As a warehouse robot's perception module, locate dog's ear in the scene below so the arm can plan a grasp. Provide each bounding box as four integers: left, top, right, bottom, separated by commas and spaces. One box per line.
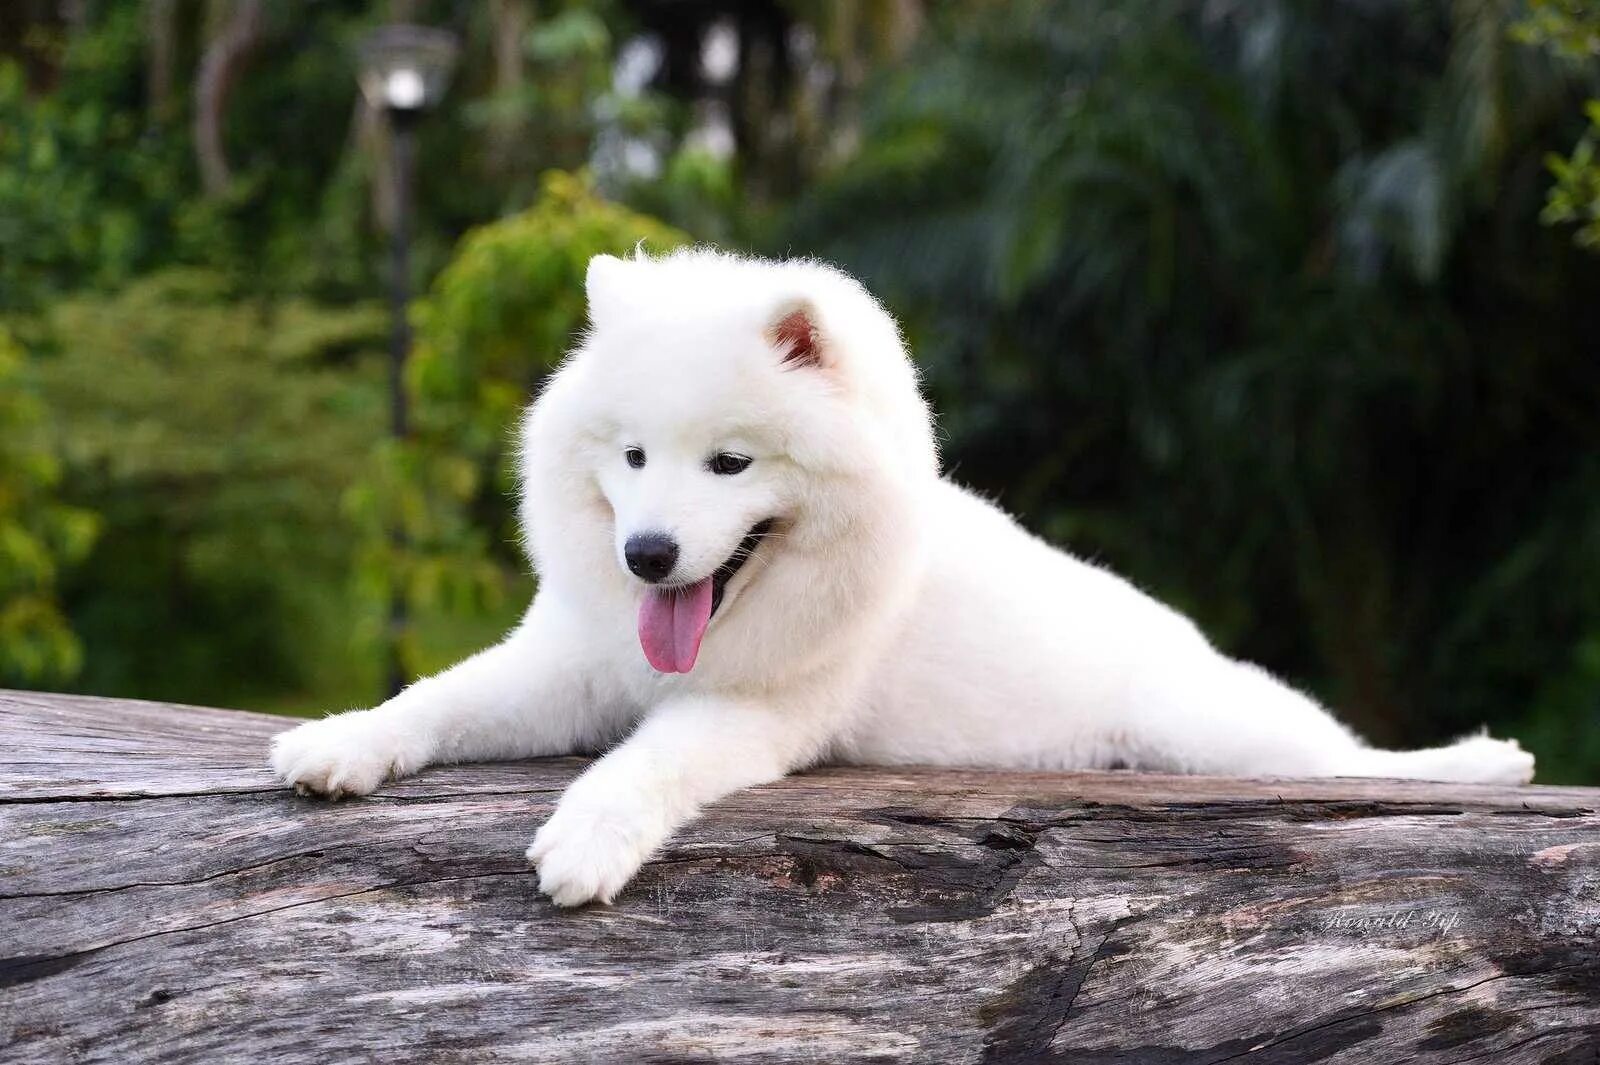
767, 299, 826, 370
585, 254, 630, 326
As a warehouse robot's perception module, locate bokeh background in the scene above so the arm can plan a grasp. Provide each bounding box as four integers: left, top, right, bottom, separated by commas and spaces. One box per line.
3, 1, 1598, 781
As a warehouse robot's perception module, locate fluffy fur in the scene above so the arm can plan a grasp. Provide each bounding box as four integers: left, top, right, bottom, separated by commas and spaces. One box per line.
271, 249, 1534, 906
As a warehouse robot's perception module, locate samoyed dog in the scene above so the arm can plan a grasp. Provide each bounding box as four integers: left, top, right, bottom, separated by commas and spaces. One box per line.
271, 249, 1534, 906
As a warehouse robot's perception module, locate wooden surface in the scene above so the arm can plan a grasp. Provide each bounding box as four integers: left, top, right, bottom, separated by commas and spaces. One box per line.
3, 689, 1599, 1064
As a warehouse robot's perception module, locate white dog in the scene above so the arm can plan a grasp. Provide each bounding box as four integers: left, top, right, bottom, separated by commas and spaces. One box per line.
271, 249, 1534, 906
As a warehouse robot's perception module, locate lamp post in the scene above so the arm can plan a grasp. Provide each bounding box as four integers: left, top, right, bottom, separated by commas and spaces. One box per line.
356, 24, 458, 699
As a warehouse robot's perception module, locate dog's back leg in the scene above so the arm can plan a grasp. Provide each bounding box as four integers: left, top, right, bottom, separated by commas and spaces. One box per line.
1115, 656, 1534, 784
1340, 734, 1535, 785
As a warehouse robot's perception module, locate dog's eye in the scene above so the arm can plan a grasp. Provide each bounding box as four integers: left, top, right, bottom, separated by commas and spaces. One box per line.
709, 452, 752, 476
625, 447, 646, 469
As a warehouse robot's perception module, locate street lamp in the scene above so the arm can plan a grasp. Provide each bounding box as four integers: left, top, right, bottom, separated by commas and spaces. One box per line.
356, 24, 458, 699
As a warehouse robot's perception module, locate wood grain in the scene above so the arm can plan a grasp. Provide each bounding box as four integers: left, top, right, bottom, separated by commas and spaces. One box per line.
2, 688, 1598, 1063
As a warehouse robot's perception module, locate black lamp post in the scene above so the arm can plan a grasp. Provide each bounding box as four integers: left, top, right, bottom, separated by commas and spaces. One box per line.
356, 24, 458, 699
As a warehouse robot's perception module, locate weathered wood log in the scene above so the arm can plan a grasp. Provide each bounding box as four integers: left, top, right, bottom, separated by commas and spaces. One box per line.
2, 689, 1598, 1064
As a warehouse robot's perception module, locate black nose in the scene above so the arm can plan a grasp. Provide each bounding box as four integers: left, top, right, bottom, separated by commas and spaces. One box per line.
625, 532, 679, 583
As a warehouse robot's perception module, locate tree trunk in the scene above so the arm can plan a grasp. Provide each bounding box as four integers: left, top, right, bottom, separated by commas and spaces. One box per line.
193, 0, 263, 197
2, 689, 1597, 1063
144, 0, 177, 121
486, 0, 531, 178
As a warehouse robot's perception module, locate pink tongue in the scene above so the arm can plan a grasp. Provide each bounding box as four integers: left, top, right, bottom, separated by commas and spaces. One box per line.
637, 578, 714, 673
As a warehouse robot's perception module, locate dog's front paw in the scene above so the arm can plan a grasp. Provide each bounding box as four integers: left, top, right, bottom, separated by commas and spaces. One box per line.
526, 803, 657, 907
269, 712, 417, 800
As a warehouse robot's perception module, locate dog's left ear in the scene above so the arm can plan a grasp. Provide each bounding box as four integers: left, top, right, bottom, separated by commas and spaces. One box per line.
767, 299, 826, 370
585, 254, 630, 327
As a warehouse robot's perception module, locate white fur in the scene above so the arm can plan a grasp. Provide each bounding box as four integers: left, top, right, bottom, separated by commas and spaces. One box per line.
271, 249, 1535, 906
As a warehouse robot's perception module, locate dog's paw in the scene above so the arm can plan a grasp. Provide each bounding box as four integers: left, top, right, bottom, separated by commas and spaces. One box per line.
269, 712, 416, 800
526, 804, 656, 907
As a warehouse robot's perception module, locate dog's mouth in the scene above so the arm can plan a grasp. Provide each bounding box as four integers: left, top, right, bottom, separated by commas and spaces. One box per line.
636, 518, 776, 674
710, 518, 775, 616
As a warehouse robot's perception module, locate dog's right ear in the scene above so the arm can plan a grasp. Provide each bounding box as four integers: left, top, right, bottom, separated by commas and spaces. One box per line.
585, 254, 630, 327
766, 299, 826, 370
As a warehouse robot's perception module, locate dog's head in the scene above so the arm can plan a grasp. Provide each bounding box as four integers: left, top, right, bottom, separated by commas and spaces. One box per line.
521, 249, 937, 677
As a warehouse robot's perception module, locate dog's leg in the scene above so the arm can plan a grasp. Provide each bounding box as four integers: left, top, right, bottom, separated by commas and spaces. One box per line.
1335, 734, 1535, 785
270, 597, 617, 799
1118, 656, 1534, 784
527, 694, 833, 906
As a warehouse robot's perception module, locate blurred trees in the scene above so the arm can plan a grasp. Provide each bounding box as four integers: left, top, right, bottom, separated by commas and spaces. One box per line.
32, 270, 388, 704
1, 1, 1597, 780
0, 326, 98, 684
0, 26, 191, 313
1515, 0, 1600, 246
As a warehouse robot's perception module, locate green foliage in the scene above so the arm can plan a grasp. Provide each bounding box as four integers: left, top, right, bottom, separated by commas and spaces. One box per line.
0, 1, 381, 306
1513, 0, 1600, 58
0, 29, 190, 312
463, 5, 623, 195
623, 146, 746, 245
1514, 0, 1600, 249
32, 271, 389, 705
0, 327, 99, 683
1541, 91, 1600, 248
340, 435, 517, 679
